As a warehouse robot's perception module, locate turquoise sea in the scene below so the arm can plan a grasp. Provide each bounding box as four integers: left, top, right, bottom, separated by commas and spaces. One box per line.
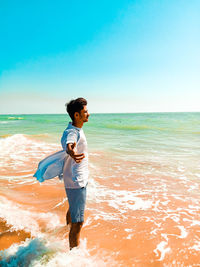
1, 112, 200, 153
1, 112, 200, 170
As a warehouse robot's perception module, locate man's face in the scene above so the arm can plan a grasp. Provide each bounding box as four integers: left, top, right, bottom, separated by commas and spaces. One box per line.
79, 105, 90, 123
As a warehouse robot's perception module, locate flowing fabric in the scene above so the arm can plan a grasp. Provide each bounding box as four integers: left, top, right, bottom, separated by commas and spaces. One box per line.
33, 150, 67, 182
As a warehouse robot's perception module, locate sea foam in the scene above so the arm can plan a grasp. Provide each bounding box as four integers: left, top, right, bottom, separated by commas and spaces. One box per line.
0, 134, 59, 170
0, 196, 62, 237
0, 238, 116, 267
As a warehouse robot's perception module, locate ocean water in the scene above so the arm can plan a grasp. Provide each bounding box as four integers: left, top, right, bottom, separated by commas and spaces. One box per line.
0, 112, 200, 266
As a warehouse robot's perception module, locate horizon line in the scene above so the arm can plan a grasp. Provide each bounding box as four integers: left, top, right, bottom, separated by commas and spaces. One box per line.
0, 111, 200, 115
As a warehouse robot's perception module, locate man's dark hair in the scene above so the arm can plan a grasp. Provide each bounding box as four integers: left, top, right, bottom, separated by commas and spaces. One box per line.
65, 97, 87, 121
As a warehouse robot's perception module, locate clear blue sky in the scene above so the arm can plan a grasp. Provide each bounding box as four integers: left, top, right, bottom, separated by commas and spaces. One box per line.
0, 0, 199, 114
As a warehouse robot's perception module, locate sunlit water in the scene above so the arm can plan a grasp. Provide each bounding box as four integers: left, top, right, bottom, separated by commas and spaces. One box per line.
0, 113, 200, 266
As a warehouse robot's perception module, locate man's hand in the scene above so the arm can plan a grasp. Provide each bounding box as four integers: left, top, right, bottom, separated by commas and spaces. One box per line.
67, 142, 85, 163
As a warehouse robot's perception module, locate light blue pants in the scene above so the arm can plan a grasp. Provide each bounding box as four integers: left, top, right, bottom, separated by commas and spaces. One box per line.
65, 186, 87, 223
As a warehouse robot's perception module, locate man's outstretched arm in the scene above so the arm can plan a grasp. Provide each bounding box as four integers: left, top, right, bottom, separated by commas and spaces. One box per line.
67, 142, 85, 163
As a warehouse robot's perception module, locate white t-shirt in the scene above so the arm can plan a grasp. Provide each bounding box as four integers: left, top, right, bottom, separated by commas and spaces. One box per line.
61, 122, 89, 188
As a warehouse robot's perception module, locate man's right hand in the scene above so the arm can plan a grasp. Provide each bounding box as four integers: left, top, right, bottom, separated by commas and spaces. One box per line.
67, 142, 85, 163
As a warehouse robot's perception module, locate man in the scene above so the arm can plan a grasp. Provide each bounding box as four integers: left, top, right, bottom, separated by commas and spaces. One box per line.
61, 97, 89, 249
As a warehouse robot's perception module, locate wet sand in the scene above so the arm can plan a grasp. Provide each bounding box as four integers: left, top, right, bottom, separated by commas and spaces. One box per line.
0, 219, 31, 251
1, 151, 200, 266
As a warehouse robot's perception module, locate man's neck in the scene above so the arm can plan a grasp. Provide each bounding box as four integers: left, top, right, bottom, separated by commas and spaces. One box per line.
72, 121, 83, 128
